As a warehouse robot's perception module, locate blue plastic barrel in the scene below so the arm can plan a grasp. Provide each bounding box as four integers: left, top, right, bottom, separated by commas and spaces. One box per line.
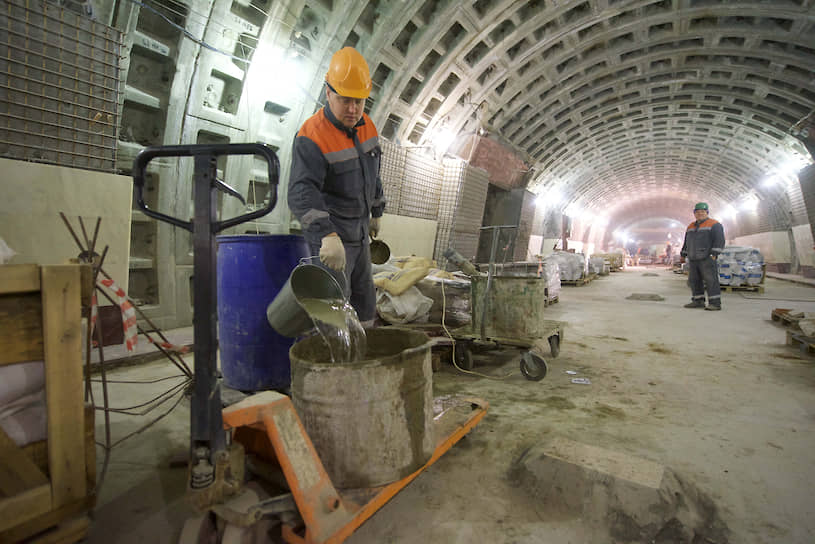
217, 234, 311, 391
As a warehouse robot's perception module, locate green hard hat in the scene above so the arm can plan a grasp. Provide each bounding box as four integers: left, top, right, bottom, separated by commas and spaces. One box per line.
694, 202, 709, 211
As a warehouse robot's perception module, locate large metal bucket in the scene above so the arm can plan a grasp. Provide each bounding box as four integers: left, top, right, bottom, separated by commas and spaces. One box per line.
290, 328, 434, 489
471, 275, 547, 339
266, 263, 345, 338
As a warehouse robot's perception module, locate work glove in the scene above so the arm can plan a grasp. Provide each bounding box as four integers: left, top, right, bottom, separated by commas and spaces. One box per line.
319, 233, 345, 271
369, 216, 381, 238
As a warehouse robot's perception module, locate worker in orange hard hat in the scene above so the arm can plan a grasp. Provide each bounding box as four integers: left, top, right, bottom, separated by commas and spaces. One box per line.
288, 47, 386, 326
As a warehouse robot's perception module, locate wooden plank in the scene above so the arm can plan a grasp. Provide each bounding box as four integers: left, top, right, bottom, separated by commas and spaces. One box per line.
41, 265, 86, 508
0, 497, 92, 543
0, 293, 44, 365
0, 264, 40, 295
0, 426, 48, 497
0, 483, 52, 533
21, 440, 49, 476
29, 515, 89, 544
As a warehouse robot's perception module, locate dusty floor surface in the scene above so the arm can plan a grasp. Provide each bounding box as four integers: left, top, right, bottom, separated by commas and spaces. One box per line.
87, 268, 815, 544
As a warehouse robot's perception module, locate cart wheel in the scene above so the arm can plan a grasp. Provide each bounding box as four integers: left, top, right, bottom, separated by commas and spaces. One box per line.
548, 334, 560, 358
454, 343, 474, 371
520, 351, 547, 381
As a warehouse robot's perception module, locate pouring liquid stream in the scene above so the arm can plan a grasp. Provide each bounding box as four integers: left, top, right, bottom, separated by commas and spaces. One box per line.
298, 298, 367, 363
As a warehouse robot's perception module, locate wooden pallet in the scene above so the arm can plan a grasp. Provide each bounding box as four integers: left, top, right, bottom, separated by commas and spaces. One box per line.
545, 296, 559, 307
0, 264, 95, 544
786, 330, 815, 355
720, 284, 764, 293
771, 308, 802, 330
561, 274, 596, 286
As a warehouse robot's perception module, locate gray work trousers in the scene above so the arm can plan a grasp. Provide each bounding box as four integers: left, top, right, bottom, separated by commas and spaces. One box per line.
688, 257, 721, 306
309, 240, 376, 322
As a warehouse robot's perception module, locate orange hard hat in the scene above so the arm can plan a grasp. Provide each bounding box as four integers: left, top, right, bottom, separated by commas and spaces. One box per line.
325, 47, 372, 99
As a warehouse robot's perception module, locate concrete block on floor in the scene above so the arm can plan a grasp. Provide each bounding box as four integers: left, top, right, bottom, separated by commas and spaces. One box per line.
511, 437, 730, 544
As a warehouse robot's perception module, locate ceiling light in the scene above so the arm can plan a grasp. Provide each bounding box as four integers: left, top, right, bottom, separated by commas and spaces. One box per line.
739, 194, 759, 212
430, 126, 455, 155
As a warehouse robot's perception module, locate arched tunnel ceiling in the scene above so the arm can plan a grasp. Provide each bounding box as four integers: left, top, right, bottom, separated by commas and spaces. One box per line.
350, 0, 815, 234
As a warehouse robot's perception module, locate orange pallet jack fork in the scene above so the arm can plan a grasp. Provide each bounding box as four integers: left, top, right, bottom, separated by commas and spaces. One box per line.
214, 391, 487, 544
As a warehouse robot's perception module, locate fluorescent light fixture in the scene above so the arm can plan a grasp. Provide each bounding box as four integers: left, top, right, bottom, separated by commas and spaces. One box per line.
739, 194, 759, 212
535, 187, 563, 208
762, 176, 779, 188
564, 203, 581, 217
431, 127, 456, 155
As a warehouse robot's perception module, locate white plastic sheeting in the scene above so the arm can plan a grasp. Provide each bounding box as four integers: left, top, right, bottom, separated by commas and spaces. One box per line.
547, 251, 589, 281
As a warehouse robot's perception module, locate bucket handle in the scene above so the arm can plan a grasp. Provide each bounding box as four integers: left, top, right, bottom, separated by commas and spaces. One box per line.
299, 255, 321, 265
295, 256, 349, 294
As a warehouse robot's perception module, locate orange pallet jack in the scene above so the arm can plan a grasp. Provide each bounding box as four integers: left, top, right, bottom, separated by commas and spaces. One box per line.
180, 391, 487, 543
132, 144, 488, 544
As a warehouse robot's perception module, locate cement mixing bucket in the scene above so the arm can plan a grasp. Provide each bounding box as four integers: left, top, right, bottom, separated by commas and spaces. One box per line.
290, 327, 434, 488
266, 263, 345, 337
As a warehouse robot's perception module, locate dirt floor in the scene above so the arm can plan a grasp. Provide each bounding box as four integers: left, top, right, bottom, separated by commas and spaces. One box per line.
87, 267, 815, 544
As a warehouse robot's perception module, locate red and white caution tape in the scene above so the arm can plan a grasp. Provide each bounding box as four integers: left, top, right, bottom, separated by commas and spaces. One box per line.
90, 278, 190, 354
145, 335, 190, 354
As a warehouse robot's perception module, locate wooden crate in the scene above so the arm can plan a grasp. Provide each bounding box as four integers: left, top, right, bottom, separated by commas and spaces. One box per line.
0, 264, 94, 543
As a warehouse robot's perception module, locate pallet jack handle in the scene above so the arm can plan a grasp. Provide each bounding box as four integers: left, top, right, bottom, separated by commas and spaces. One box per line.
131, 143, 280, 492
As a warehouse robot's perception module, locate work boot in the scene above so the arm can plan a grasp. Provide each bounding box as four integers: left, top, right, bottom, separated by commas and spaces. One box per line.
705, 304, 721, 311
684, 301, 705, 308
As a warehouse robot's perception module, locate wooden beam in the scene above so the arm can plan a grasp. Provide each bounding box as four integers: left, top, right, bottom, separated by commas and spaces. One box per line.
0, 497, 93, 543
0, 293, 44, 365
27, 515, 89, 544
0, 484, 52, 533
0, 264, 40, 295
0, 426, 48, 497
41, 265, 86, 508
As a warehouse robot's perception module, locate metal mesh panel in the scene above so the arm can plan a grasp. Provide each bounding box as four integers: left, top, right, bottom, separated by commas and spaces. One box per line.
0, 0, 121, 172
380, 139, 442, 220
434, 160, 489, 264
379, 138, 406, 214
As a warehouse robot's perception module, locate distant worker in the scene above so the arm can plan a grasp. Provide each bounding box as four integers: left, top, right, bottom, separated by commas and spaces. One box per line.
665, 242, 672, 264
288, 47, 386, 326
680, 202, 725, 310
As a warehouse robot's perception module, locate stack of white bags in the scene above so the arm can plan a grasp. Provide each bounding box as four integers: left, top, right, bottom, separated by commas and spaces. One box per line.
717, 246, 764, 286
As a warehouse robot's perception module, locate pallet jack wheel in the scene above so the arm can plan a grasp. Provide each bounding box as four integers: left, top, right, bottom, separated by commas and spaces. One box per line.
454, 342, 474, 371
520, 351, 547, 381
548, 334, 560, 358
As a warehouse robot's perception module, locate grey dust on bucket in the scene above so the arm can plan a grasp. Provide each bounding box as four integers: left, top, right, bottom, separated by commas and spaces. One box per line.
267, 263, 367, 363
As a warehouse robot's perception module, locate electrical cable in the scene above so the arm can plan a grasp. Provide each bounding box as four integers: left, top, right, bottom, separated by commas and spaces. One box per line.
125, 0, 248, 62
99, 377, 191, 415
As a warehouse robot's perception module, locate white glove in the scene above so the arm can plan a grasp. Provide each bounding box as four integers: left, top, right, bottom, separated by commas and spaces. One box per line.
319, 234, 346, 271
369, 217, 381, 238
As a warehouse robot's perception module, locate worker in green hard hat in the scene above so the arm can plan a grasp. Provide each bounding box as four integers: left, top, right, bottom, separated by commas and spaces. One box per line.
680, 202, 725, 310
